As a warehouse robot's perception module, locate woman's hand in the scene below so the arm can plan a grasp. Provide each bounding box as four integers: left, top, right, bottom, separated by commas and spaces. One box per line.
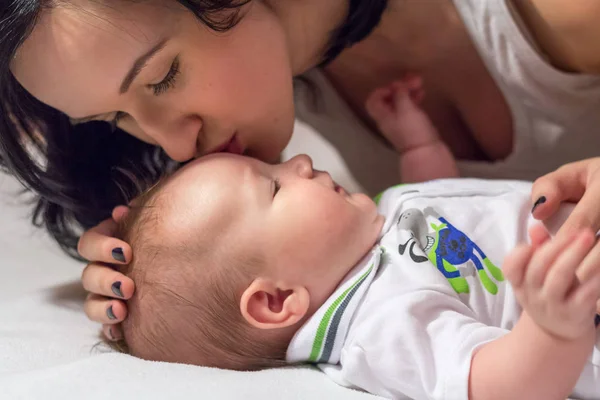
79, 206, 134, 341
531, 158, 600, 236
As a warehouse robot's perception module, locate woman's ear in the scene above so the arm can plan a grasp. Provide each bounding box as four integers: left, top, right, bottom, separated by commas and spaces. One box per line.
240, 278, 310, 330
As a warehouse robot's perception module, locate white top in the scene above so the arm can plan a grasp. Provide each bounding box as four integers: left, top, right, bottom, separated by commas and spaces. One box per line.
287, 179, 600, 399
294, 0, 600, 195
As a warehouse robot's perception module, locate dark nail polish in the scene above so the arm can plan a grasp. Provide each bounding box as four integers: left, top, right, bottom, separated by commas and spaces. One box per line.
595, 314, 600, 327
111, 281, 124, 298
107, 305, 117, 320
112, 247, 126, 263
531, 196, 546, 214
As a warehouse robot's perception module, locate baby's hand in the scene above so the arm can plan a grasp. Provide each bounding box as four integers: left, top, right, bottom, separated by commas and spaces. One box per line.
504, 224, 600, 341
366, 76, 459, 182
366, 75, 442, 152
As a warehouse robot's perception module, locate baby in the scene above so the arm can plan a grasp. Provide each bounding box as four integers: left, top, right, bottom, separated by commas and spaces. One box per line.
112, 84, 600, 400
114, 151, 600, 400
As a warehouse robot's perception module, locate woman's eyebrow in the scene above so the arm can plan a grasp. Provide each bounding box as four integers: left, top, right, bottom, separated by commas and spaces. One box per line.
119, 38, 170, 94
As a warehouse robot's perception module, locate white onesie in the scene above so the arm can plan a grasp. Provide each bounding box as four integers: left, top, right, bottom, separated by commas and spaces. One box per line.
286, 179, 600, 400
294, 0, 600, 195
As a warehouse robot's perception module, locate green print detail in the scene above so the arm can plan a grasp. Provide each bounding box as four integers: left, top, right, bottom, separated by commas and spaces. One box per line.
397, 208, 504, 295
309, 264, 374, 362
373, 184, 407, 205
373, 192, 383, 205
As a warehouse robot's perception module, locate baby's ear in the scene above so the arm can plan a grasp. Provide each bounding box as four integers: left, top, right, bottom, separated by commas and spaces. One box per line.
240, 278, 310, 330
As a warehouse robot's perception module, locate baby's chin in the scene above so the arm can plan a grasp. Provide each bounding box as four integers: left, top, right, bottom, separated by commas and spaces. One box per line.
350, 192, 379, 215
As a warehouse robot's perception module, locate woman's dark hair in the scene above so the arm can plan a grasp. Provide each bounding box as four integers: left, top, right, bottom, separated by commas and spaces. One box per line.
0, 0, 251, 259
320, 0, 387, 66
0, 0, 386, 260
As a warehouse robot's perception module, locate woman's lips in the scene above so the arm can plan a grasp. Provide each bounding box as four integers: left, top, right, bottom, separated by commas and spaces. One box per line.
207, 134, 244, 155
224, 134, 244, 155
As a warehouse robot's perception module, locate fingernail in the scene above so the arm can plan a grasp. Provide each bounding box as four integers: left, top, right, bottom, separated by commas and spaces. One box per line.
111, 281, 124, 298
595, 314, 600, 327
112, 247, 126, 263
108, 327, 115, 340
531, 196, 546, 214
107, 305, 117, 320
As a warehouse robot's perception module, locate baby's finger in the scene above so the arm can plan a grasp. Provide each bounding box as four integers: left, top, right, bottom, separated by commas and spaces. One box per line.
84, 294, 128, 324
568, 273, 600, 318
390, 84, 418, 114
365, 86, 395, 122
77, 218, 132, 264
81, 263, 134, 300
399, 74, 423, 89
525, 232, 577, 288
103, 324, 123, 341
502, 244, 534, 288
392, 77, 424, 103
574, 236, 600, 284
528, 224, 551, 248
544, 231, 596, 301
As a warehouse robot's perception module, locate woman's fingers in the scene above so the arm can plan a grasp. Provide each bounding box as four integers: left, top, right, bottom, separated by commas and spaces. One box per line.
102, 324, 123, 341
81, 263, 134, 300
558, 182, 600, 236
77, 217, 132, 264
84, 293, 128, 324
531, 163, 586, 219
112, 205, 130, 222
531, 158, 600, 236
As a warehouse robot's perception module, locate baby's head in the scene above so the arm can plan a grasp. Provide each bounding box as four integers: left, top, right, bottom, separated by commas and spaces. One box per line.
117, 153, 384, 369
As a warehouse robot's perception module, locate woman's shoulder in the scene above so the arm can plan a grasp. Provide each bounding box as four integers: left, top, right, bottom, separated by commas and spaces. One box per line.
510, 0, 600, 75
456, 0, 600, 76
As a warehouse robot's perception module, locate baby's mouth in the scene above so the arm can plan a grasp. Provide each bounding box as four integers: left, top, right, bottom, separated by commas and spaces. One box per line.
334, 182, 347, 196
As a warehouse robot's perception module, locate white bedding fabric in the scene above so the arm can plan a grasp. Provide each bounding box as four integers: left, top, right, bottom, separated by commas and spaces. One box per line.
0, 122, 379, 400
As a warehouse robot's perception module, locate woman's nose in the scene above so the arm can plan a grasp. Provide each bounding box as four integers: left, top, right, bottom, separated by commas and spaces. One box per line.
288, 154, 313, 178
134, 110, 202, 162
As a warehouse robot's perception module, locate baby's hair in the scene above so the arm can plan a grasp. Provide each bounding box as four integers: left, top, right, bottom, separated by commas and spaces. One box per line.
109, 175, 290, 370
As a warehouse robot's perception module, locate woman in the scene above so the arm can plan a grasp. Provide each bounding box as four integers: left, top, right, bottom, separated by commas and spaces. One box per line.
3, 0, 600, 341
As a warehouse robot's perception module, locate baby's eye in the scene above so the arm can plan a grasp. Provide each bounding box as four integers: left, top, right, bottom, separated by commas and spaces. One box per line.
272, 178, 281, 197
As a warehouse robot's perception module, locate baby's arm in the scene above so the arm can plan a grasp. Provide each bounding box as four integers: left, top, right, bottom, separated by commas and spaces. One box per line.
365, 77, 459, 183
470, 225, 600, 400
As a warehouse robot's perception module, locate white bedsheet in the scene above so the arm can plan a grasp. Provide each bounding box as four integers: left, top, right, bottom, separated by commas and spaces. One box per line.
0, 122, 380, 400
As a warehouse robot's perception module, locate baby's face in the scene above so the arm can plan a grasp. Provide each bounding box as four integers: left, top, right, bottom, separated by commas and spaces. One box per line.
160, 153, 384, 308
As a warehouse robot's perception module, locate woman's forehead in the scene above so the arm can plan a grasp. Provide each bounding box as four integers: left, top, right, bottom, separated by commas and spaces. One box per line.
11, 1, 177, 115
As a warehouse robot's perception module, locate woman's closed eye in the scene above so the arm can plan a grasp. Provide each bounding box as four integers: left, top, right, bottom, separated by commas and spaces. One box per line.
149, 56, 180, 96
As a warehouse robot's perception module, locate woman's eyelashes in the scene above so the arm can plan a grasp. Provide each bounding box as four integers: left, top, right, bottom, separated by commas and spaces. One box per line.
149, 56, 181, 96
272, 178, 281, 197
